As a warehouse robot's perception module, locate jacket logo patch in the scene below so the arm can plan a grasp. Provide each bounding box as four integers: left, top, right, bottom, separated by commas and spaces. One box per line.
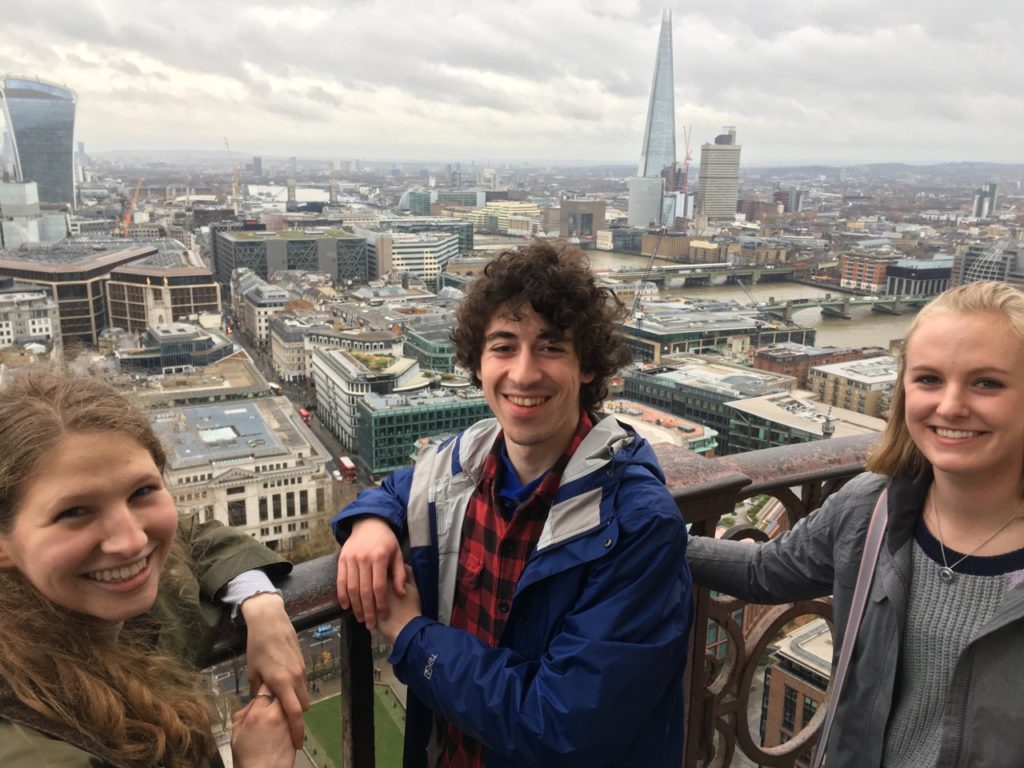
424, 653, 438, 679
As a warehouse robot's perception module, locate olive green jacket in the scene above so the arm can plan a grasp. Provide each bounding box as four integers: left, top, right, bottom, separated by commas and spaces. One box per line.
0, 516, 290, 767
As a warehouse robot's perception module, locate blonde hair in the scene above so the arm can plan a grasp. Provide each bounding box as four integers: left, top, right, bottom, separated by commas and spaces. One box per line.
867, 281, 1024, 479
0, 367, 215, 766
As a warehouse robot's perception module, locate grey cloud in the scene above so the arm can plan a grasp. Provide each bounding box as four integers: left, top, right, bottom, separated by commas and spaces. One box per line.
4, 0, 1022, 163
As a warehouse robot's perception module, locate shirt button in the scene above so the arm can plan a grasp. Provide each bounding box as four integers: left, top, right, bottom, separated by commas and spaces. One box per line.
498, 601, 511, 614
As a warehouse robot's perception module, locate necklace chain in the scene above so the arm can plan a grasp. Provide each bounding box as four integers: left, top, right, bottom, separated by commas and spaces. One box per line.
931, 495, 1023, 584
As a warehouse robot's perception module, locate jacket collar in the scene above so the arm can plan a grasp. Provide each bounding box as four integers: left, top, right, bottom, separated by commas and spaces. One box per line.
455, 414, 632, 485
0, 683, 137, 768
885, 471, 932, 553
453, 414, 639, 552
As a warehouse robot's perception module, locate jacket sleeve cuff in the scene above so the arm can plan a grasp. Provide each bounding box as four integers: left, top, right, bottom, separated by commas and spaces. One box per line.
387, 615, 435, 678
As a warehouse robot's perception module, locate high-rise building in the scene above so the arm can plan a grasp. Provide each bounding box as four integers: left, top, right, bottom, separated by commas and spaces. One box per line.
0, 76, 77, 206
0, 181, 41, 247
560, 198, 606, 240
637, 10, 676, 179
972, 181, 997, 218
696, 127, 741, 220
628, 10, 677, 228
627, 177, 665, 229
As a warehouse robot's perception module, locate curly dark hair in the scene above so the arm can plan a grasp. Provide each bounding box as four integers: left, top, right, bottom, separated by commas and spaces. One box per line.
452, 240, 632, 413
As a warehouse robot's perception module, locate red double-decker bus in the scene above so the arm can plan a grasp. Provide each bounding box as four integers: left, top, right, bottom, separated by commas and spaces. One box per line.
338, 456, 357, 481
297, 407, 311, 425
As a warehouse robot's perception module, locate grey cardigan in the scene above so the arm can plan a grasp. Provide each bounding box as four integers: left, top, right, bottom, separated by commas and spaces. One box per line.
687, 471, 1024, 768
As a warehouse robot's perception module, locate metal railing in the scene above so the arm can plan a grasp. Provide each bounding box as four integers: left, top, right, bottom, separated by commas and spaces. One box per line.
662, 433, 876, 767
205, 433, 876, 767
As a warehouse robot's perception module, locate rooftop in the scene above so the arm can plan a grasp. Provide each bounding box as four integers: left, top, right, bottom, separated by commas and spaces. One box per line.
727, 390, 886, 436
775, 617, 833, 678
811, 355, 898, 383
150, 400, 289, 468
639, 358, 791, 399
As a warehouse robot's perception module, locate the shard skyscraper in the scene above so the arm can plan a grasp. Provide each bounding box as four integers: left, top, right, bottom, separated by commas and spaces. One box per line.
628, 10, 678, 228
638, 10, 676, 178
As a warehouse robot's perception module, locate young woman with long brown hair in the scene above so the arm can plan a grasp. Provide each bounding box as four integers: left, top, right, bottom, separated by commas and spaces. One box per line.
0, 368, 307, 767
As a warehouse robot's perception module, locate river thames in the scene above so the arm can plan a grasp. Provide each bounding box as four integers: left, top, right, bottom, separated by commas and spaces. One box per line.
585, 250, 916, 350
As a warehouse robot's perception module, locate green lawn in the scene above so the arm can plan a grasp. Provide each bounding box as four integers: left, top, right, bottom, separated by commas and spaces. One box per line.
304, 686, 404, 767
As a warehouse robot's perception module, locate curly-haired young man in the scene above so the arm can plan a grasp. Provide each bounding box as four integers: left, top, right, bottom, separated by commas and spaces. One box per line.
333, 241, 692, 768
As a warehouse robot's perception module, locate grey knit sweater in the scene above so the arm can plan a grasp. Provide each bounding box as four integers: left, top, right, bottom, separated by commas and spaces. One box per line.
883, 520, 1024, 768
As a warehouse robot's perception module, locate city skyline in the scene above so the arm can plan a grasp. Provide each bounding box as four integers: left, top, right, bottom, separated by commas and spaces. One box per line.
2, 1, 1022, 166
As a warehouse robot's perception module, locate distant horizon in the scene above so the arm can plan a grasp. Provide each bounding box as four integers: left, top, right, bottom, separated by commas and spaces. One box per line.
83, 147, 1024, 173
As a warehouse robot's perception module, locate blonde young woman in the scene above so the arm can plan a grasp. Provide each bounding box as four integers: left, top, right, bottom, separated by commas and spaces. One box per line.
688, 281, 1024, 768
0, 369, 308, 767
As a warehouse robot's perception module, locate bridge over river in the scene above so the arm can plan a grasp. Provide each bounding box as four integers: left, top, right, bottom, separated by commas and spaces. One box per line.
606, 262, 798, 286
761, 293, 934, 320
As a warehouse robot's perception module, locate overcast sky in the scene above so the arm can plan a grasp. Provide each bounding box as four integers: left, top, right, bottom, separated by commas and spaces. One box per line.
2, 1, 1022, 167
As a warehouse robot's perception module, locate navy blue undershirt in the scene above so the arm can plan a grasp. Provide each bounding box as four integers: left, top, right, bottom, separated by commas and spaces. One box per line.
914, 515, 1024, 576
496, 442, 545, 520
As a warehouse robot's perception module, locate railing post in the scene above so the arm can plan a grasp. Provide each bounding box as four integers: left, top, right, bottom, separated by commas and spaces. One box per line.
655, 443, 753, 767
340, 615, 375, 768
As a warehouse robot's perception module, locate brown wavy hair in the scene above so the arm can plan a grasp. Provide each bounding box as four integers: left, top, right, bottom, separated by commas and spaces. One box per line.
0, 367, 215, 767
451, 240, 632, 413
867, 280, 1024, 482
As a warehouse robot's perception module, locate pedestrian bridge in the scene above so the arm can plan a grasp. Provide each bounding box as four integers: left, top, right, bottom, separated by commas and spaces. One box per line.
762, 293, 933, 320
609, 262, 798, 286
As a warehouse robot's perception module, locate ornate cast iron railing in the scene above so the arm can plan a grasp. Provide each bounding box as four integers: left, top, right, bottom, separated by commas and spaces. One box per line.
660, 433, 876, 767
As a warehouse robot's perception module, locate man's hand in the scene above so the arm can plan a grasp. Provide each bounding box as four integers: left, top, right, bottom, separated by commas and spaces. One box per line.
336, 517, 407, 630
241, 593, 310, 748
377, 565, 422, 644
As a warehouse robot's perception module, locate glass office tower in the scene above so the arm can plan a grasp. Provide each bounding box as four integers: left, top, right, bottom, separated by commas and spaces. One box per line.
0, 76, 77, 206
629, 10, 677, 227
637, 10, 677, 179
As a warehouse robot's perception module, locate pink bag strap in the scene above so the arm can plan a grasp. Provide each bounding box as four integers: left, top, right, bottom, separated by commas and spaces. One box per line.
811, 488, 888, 768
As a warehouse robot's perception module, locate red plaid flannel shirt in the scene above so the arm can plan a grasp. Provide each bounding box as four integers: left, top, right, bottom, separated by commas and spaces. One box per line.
438, 412, 594, 768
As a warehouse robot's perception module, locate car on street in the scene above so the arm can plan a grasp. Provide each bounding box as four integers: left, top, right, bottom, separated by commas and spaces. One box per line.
313, 624, 339, 640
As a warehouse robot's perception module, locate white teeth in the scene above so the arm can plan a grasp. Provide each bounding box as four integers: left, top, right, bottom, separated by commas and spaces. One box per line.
507, 395, 546, 407
935, 428, 980, 439
87, 558, 147, 583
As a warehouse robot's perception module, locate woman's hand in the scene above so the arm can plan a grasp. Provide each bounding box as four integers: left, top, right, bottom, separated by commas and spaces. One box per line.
241, 593, 310, 748
231, 687, 298, 768
377, 566, 423, 645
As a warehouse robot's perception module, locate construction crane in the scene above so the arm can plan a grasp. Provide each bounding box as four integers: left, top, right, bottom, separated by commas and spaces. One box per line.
735, 277, 768, 351
120, 177, 144, 237
223, 137, 241, 213
629, 228, 666, 365
680, 125, 692, 195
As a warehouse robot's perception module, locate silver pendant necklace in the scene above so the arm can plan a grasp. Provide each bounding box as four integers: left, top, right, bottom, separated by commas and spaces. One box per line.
931, 496, 1023, 584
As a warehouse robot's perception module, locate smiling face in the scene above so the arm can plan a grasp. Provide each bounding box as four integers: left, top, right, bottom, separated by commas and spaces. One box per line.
0, 431, 178, 623
477, 305, 594, 480
903, 309, 1024, 491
